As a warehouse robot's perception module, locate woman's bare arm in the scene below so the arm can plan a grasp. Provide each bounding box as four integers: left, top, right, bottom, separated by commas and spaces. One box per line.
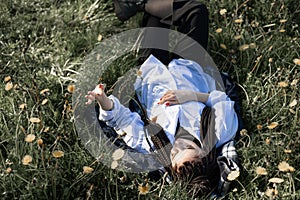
158, 90, 209, 106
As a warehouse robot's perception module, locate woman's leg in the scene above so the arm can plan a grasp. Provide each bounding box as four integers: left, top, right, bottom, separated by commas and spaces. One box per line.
144, 0, 173, 19
113, 0, 145, 22
114, 0, 209, 64
114, 0, 172, 22
138, 13, 171, 65
177, 3, 208, 49
141, 1, 209, 64
171, 1, 209, 57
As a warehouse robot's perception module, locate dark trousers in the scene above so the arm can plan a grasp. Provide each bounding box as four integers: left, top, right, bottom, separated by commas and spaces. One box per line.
139, 1, 209, 65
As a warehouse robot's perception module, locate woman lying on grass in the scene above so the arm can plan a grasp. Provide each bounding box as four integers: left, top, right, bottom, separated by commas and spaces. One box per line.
85, 0, 241, 198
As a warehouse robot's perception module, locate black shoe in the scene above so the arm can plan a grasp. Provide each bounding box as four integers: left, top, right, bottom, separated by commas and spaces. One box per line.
113, 0, 145, 22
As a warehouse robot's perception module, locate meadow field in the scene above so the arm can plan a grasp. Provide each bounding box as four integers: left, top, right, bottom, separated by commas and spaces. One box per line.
0, 0, 299, 199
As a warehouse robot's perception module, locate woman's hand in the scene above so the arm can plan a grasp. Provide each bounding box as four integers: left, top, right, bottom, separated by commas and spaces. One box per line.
85, 84, 114, 111
157, 90, 209, 106
157, 90, 193, 106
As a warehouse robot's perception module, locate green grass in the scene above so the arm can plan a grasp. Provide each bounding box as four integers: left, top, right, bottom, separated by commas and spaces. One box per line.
0, 0, 299, 199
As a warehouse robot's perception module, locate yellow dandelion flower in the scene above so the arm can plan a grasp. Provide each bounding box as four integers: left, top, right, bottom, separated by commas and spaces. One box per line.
234, 19, 243, 24
111, 160, 118, 169
4, 76, 11, 82
40, 88, 50, 95
5, 82, 13, 91
265, 187, 278, 198
288, 166, 295, 172
97, 34, 103, 42
112, 149, 125, 161
256, 124, 263, 130
52, 150, 64, 158
293, 58, 300, 66
138, 183, 150, 195
83, 166, 94, 174
137, 70, 142, 77
291, 79, 298, 86
29, 117, 41, 123
215, 28, 222, 33
67, 85, 75, 93
289, 99, 297, 107
284, 149, 292, 154
289, 108, 296, 114
256, 166, 268, 175
251, 20, 259, 27
37, 139, 43, 146
268, 177, 284, 184
25, 134, 36, 143
278, 161, 294, 172
267, 122, 278, 129
278, 81, 288, 87
41, 99, 48, 105
22, 155, 33, 165
265, 188, 273, 197
240, 129, 248, 136
239, 44, 249, 51
19, 103, 27, 110
43, 127, 50, 132
227, 170, 240, 181
279, 19, 287, 23
250, 43, 256, 49
6, 167, 12, 174
234, 35, 242, 40
220, 44, 227, 50
219, 9, 227, 15
265, 137, 271, 145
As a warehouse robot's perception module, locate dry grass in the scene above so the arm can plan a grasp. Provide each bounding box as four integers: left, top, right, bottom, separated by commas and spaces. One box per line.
0, 0, 299, 199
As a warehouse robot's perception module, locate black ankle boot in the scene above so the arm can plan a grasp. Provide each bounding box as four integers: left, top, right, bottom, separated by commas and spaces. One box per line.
114, 0, 145, 22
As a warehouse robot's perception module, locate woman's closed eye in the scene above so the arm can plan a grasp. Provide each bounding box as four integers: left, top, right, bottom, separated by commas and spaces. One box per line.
185, 145, 195, 149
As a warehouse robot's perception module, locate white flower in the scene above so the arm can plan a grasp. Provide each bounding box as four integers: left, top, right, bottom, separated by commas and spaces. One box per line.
219, 9, 227, 15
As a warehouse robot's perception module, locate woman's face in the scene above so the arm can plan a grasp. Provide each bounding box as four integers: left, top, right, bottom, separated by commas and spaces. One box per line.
170, 137, 202, 173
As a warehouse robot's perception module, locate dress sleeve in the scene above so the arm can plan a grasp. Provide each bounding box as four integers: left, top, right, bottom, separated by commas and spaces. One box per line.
206, 90, 230, 107
206, 90, 238, 148
98, 95, 152, 153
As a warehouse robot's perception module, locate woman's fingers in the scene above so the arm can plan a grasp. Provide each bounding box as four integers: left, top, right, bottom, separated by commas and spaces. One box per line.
85, 84, 106, 105
158, 90, 179, 106
85, 90, 97, 105
85, 99, 93, 105
85, 91, 95, 99
85, 95, 94, 105
159, 90, 195, 106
